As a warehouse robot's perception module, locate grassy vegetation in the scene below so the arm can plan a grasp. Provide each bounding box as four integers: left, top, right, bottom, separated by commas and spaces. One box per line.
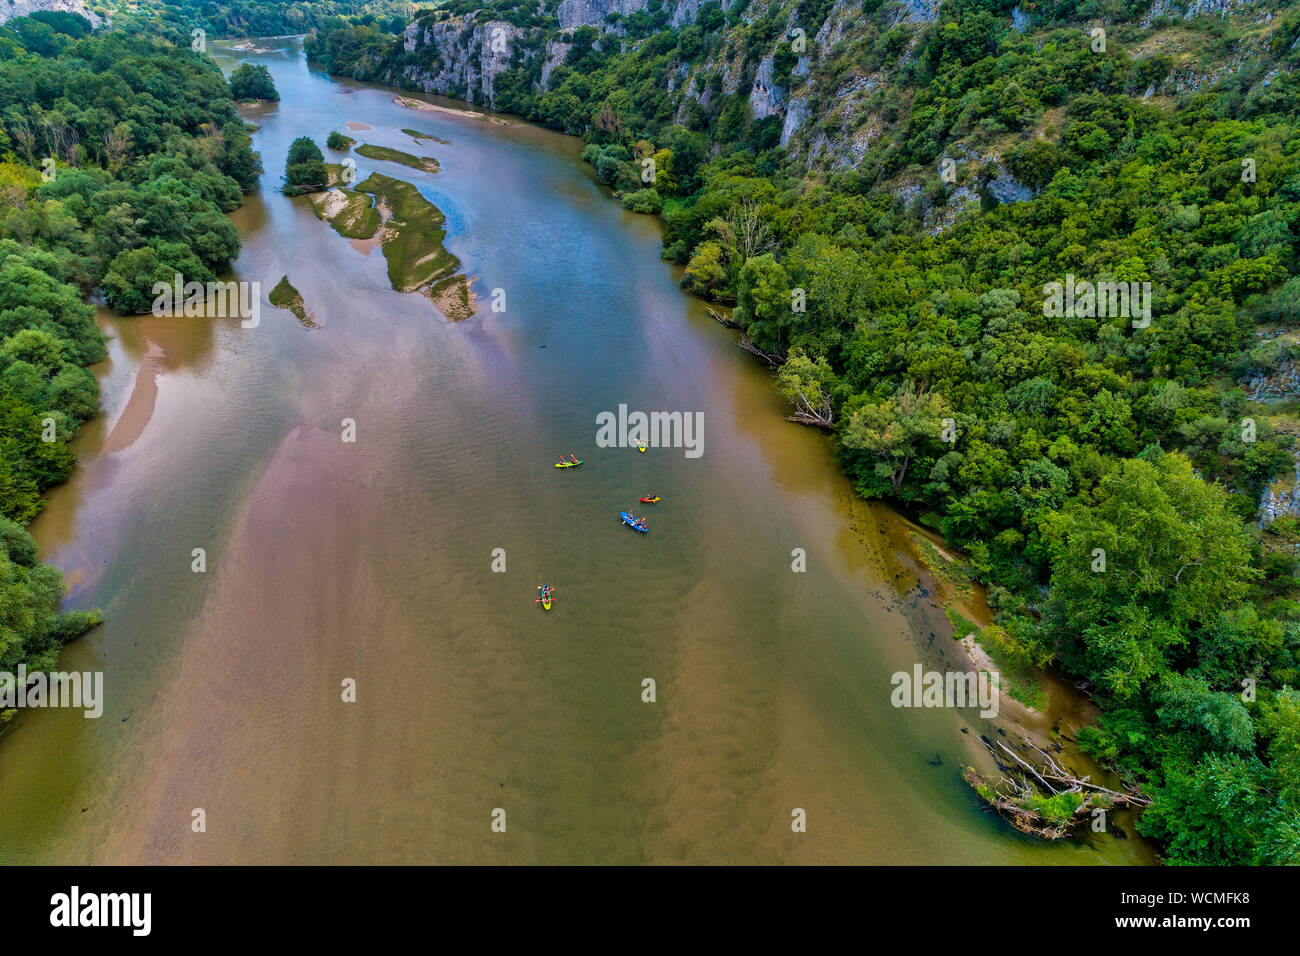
352, 172, 459, 293
402, 128, 449, 144
356, 143, 440, 172
311, 188, 381, 239
910, 531, 975, 601
969, 623, 1048, 712
944, 606, 979, 641
268, 275, 316, 327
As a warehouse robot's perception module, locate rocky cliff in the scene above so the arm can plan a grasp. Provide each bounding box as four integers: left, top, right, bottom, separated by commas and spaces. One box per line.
377, 0, 1289, 225
0, 0, 101, 26
385, 0, 938, 165
397, 15, 527, 107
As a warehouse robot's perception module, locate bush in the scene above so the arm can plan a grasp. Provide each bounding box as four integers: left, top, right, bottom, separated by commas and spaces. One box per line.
621, 188, 662, 214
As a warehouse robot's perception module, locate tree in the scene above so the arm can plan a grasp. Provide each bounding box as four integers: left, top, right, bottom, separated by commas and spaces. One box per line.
0, 329, 64, 373
284, 137, 327, 194
220, 121, 263, 193
1040, 453, 1258, 698
840, 382, 952, 497
650, 148, 676, 194
287, 137, 324, 168
683, 240, 728, 297
0, 516, 100, 677
776, 349, 838, 427
229, 63, 279, 102
733, 253, 792, 353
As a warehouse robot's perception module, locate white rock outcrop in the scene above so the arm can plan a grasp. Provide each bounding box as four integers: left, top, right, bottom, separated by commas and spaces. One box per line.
0, 0, 101, 26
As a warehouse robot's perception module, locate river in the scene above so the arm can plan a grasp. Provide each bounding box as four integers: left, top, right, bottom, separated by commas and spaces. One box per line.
0, 37, 1151, 864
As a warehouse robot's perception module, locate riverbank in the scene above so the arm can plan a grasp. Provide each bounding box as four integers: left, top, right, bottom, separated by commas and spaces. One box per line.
393, 94, 508, 125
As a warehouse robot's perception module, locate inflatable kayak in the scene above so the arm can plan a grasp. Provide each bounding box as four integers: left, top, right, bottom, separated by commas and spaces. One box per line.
620, 512, 649, 533
535, 585, 555, 609
554, 458, 584, 468
639, 496, 660, 504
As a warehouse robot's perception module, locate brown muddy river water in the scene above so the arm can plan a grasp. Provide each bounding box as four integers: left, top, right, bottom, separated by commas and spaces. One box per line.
0, 38, 1152, 864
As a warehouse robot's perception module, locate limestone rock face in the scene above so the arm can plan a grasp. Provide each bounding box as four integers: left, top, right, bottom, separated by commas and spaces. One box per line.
556, 0, 647, 30
780, 96, 809, 148
555, 0, 735, 30
399, 18, 526, 109
986, 173, 1033, 205
0, 0, 102, 26
749, 55, 785, 121
540, 40, 573, 89
1259, 457, 1300, 528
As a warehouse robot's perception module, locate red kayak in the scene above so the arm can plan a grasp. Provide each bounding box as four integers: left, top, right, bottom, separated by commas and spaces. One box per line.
639, 496, 660, 504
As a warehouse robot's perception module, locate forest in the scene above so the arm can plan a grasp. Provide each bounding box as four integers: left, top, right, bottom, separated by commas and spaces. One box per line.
0, 9, 260, 719
305, 0, 1300, 863
146, 0, 421, 38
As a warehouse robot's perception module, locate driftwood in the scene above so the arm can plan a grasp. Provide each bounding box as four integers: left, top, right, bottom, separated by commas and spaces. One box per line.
739, 336, 784, 367
786, 390, 834, 429
1001, 738, 1151, 806
706, 306, 741, 329
964, 768, 1072, 839
966, 735, 1149, 839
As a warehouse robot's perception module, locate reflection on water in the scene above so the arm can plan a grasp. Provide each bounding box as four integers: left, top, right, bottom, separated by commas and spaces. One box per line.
0, 38, 1153, 864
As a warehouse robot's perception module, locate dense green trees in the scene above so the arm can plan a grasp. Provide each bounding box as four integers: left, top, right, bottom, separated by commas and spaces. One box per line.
0, 11, 262, 703
303, 18, 394, 78
1037, 455, 1258, 697
0, 515, 103, 725
124, 0, 416, 39
284, 136, 327, 193
229, 62, 278, 100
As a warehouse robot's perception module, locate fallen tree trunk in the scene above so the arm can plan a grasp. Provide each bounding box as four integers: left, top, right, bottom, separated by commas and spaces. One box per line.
963, 769, 1072, 839
996, 739, 1151, 807
739, 336, 784, 367
706, 305, 741, 329
786, 390, 834, 429
965, 735, 1149, 839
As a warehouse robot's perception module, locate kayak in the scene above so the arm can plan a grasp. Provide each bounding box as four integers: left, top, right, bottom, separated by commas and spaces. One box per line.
638, 442, 647, 453
620, 512, 649, 533
639, 496, 660, 504
535, 585, 555, 609
554, 458, 583, 468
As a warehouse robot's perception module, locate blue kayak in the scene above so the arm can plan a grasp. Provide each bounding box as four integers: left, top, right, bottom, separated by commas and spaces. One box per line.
620, 511, 649, 533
